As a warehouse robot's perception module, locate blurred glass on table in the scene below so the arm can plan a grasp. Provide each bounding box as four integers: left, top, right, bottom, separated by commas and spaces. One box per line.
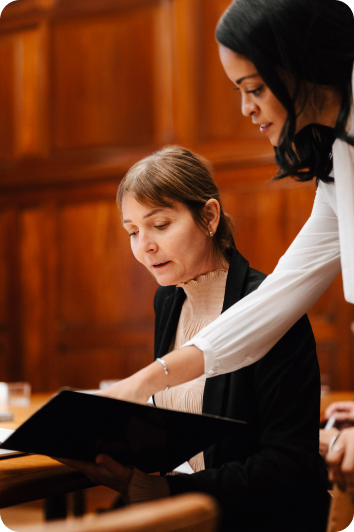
0, 382, 31, 406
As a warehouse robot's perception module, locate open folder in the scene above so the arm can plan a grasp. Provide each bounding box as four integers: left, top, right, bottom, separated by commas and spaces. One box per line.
0, 390, 246, 473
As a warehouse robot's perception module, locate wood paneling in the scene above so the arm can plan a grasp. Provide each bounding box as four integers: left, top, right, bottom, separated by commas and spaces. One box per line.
0, 38, 15, 160
57, 201, 156, 324
0, 26, 47, 163
16, 28, 46, 156
199, 0, 259, 141
0, 0, 352, 392
0, 211, 10, 381
20, 206, 57, 390
52, 9, 155, 150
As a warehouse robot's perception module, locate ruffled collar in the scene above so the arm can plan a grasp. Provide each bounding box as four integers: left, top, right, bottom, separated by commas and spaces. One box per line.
176, 269, 228, 317
176, 268, 228, 288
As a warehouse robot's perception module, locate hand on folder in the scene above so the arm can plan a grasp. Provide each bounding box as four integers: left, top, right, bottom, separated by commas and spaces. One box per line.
96, 374, 148, 405
58, 453, 133, 494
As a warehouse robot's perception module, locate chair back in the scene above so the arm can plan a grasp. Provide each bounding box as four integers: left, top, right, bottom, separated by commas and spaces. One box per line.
18, 493, 220, 532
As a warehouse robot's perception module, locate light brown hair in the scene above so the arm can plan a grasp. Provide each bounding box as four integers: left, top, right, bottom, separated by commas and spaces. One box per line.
117, 145, 234, 261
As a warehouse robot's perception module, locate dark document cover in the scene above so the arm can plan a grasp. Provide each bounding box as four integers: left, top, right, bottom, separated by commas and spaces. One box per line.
0, 390, 246, 473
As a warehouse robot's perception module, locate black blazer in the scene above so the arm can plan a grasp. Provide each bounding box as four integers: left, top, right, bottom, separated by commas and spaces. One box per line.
154, 247, 329, 532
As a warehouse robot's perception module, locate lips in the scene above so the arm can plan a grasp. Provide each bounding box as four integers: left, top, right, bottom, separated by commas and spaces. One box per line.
259, 123, 272, 134
152, 261, 170, 269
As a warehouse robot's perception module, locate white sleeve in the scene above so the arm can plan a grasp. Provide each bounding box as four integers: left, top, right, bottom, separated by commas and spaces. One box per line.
183, 184, 341, 377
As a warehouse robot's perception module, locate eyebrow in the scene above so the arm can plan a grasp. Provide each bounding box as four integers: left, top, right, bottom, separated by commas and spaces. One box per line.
122, 208, 165, 225
236, 73, 260, 85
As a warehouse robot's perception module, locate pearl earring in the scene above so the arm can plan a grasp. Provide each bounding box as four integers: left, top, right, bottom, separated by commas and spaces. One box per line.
209, 231, 213, 237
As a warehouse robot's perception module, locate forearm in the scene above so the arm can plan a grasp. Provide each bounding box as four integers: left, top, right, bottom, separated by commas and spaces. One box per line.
99, 345, 204, 403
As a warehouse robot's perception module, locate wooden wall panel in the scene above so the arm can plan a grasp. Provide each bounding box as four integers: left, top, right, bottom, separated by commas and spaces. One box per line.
0, 26, 47, 163
0, 211, 8, 327
199, 0, 258, 141
16, 28, 46, 157
57, 342, 154, 390
0, 37, 15, 160
52, 9, 155, 150
56, 200, 157, 389
19, 206, 58, 390
0, 209, 22, 382
57, 201, 156, 324
0, 210, 10, 381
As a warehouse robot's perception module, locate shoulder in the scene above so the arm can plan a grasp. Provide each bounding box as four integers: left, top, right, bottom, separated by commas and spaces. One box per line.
241, 267, 266, 298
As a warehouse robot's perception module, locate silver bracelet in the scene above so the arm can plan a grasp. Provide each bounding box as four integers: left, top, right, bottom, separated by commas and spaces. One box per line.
156, 358, 169, 375
156, 358, 169, 391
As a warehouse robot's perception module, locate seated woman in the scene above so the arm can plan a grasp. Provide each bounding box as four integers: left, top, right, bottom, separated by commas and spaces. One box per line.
62, 146, 329, 532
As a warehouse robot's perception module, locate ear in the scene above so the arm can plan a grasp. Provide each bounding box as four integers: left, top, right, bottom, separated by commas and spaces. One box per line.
203, 199, 221, 236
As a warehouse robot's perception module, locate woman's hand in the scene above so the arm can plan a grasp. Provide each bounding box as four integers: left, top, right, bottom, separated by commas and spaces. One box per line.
325, 401, 354, 422
58, 454, 133, 493
320, 427, 339, 457
96, 374, 149, 404
326, 427, 354, 493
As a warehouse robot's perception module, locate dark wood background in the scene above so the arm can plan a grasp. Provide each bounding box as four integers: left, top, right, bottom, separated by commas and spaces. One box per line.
0, 0, 353, 392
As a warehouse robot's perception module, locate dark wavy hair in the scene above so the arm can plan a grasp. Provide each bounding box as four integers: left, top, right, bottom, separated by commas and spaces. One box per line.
216, 0, 354, 183
117, 146, 234, 261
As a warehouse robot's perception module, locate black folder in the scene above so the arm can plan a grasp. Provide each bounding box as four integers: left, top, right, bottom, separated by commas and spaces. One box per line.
0, 390, 246, 473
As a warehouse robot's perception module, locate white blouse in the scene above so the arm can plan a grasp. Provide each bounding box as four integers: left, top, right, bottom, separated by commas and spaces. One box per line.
183, 67, 354, 378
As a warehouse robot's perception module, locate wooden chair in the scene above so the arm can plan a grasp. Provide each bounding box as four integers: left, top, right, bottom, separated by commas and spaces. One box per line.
17, 493, 221, 532
327, 485, 354, 532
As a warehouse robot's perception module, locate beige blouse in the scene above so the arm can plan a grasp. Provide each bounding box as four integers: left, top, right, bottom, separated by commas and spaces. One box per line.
154, 268, 228, 472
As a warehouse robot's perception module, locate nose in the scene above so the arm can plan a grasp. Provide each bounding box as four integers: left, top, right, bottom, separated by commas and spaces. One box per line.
138, 231, 157, 254
241, 93, 258, 117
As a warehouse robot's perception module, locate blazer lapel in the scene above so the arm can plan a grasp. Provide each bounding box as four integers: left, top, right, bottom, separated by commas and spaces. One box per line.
222, 247, 250, 312
155, 288, 185, 359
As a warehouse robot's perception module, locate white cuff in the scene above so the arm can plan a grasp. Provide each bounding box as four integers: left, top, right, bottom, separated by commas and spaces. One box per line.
183, 338, 218, 377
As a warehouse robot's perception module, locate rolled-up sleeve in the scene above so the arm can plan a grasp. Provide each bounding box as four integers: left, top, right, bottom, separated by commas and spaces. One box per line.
183, 183, 341, 376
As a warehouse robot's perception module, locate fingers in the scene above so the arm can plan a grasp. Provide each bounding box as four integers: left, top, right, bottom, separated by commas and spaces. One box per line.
55, 454, 133, 493
319, 428, 339, 457
96, 454, 133, 485
327, 439, 346, 491
332, 412, 354, 421
325, 402, 354, 418
327, 428, 354, 493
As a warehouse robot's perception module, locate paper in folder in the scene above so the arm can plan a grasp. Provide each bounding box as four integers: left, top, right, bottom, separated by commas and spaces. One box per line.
0, 390, 246, 473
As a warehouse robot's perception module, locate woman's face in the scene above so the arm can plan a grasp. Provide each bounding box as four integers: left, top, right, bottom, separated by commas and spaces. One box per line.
122, 195, 217, 286
218, 44, 288, 146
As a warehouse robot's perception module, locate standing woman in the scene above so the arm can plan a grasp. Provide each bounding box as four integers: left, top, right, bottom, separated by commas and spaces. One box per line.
101, 0, 354, 491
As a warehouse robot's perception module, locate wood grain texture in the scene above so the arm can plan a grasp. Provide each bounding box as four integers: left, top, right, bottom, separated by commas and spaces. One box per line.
0, 37, 15, 161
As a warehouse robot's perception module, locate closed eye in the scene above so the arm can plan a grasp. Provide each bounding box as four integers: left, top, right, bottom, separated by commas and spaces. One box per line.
233, 85, 264, 97
247, 85, 264, 96
129, 231, 138, 237
155, 223, 169, 230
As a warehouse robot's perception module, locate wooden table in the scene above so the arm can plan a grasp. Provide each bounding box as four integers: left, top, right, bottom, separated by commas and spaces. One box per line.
0, 393, 93, 514
0, 390, 353, 515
